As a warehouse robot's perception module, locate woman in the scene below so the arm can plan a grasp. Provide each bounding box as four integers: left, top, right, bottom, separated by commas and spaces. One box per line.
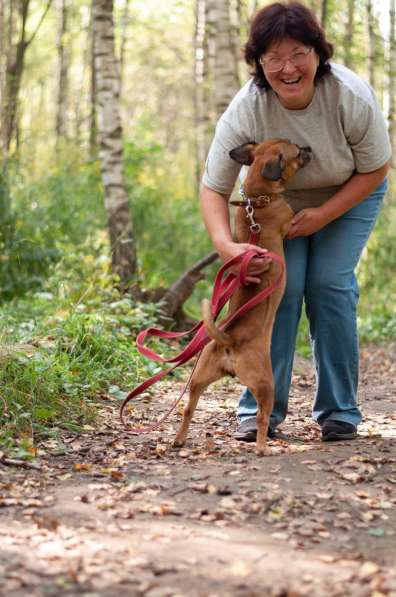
201, 1, 391, 442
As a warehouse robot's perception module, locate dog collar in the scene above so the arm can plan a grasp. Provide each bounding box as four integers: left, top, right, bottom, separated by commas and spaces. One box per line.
229, 184, 278, 208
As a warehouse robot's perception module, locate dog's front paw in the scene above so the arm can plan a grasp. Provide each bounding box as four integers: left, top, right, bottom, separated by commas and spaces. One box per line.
256, 445, 273, 456
172, 438, 185, 449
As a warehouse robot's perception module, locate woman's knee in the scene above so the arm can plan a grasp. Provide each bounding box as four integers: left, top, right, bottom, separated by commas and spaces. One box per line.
305, 274, 359, 312
283, 274, 305, 304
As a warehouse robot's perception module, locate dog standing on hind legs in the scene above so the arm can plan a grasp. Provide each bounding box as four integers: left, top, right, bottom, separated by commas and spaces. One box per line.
174, 139, 312, 455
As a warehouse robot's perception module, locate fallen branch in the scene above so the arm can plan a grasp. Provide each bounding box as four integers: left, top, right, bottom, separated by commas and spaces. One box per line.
161, 251, 218, 317
0, 456, 42, 470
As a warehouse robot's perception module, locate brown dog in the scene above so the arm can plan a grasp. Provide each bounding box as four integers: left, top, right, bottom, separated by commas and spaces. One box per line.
174, 139, 312, 455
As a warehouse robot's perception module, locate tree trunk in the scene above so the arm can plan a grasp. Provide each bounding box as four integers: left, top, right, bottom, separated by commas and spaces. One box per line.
321, 0, 328, 29
344, 0, 354, 69
1, 0, 30, 155
366, 0, 376, 88
89, 5, 97, 155
248, 0, 258, 17
0, 0, 53, 156
194, 0, 211, 187
212, 0, 240, 121
92, 0, 137, 283
389, 0, 396, 163
55, 0, 70, 149
74, 5, 89, 144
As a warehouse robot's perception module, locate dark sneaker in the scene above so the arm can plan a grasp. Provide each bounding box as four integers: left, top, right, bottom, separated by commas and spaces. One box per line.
234, 418, 276, 442
321, 420, 357, 442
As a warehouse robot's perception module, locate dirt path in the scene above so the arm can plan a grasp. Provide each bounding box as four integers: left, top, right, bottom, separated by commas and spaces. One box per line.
1, 346, 395, 596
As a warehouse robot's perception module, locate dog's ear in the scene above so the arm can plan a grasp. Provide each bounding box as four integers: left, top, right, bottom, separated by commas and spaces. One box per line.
261, 153, 284, 181
229, 142, 257, 165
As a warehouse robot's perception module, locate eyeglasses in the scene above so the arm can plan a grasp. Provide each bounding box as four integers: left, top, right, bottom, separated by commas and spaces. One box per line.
259, 47, 313, 73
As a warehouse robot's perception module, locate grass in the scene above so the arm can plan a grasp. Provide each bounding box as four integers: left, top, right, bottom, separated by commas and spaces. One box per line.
0, 237, 162, 453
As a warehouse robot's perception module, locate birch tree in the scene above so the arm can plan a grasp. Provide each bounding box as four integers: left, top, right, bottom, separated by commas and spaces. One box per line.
211, 0, 240, 120
194, 0, 211, 185
55, 0, 70, 148
92, 0, 137, 282
194, 0, 239, 183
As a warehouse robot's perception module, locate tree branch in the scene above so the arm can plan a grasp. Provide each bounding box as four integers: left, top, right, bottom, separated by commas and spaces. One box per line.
161, 251, 218, 317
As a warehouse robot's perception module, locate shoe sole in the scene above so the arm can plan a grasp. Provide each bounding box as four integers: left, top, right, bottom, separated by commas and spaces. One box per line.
234, 430, 276, 442
234, 431, 257, 443
322, 432, 357, 442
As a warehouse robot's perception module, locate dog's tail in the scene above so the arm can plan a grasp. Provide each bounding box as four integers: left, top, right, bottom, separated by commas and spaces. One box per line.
201, 298, 231, 346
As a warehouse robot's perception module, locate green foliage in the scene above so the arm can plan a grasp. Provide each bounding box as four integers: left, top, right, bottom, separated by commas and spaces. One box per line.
124, 140, 212, 287
0, 237, 161, 450
0, 153, 104, 300
1, 141, 210, 300
357, 196, 396, 343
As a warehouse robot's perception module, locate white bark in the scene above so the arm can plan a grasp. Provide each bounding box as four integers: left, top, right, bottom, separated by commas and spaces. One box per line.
194, 0, 211, 184
92, 0, 137, 281
211, 0, 240, 120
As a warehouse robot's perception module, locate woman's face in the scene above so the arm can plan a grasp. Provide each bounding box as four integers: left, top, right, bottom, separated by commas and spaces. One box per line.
260, 37, 320, 109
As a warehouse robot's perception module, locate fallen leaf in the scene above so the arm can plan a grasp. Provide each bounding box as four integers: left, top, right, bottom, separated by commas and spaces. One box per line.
73, 463, 91, 472
359, 561, 381, 579
318, 555, 337, 563
229, 560, 252, 577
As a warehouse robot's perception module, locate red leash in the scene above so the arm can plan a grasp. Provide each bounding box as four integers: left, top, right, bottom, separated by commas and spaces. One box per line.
120, 248, 285, 433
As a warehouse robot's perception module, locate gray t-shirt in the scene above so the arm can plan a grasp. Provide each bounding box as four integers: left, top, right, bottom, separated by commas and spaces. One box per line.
202, 63, 392, 212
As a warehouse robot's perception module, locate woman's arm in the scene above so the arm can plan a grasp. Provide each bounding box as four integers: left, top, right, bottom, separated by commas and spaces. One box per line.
201, 185, 270, 284
287, 162, 390, 239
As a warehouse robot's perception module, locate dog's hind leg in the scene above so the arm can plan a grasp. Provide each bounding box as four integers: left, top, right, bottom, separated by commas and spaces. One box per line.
173, 343, 224, 447
233, 346, 274, 456
253, 375, 275, 456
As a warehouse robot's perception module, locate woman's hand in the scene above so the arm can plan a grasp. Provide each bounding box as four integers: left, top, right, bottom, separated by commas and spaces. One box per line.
218, 241, 271, 284
286, 207, 328, 239
286, 165, 390, 240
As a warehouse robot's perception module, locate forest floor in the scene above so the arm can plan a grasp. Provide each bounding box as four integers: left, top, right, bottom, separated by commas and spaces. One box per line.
1, 344, 395, 597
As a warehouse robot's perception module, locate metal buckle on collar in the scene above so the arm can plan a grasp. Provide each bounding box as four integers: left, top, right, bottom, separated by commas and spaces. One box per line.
239, 183, 263, 233
245, 197, 261, 234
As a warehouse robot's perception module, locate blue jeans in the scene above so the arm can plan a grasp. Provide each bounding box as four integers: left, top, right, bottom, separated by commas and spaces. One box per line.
237, 180, 387, 428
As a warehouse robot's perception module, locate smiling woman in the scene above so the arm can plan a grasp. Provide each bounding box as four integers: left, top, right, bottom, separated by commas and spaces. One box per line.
259, 38, 319, 109
199, 1, 391, 444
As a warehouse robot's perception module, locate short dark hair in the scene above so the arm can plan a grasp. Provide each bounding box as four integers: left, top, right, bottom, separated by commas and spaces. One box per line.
244, 1, 333, 90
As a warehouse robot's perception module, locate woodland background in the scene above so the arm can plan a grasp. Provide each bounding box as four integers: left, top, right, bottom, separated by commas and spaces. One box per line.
0, 0, 395, 453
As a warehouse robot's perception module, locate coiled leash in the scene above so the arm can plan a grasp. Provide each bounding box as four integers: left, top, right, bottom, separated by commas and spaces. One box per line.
120, 195, 285, 433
